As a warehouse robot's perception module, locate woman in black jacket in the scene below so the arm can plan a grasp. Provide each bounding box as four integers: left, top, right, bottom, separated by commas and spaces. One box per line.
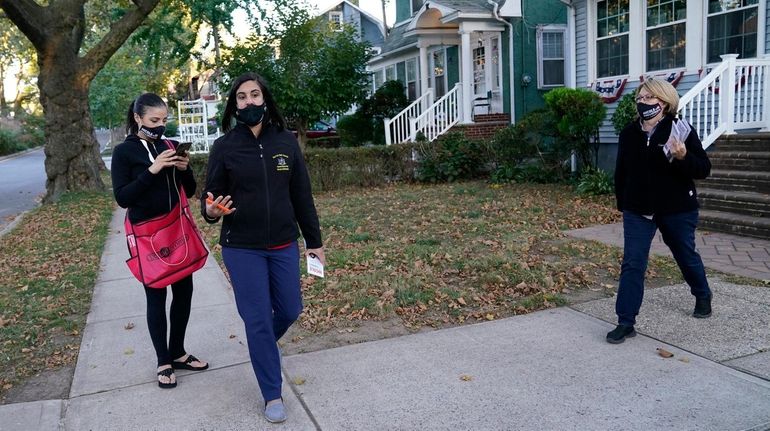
112, 93, 209, 388
607, 77, 713, 344
202, 73, 324, 423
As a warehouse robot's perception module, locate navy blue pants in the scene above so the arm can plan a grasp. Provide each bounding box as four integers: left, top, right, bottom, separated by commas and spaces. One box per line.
222, 243, 303, 402
616, 210, 711, 326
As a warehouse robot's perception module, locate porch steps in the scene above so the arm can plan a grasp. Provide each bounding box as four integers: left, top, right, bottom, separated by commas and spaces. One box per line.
698, 133, 770, 240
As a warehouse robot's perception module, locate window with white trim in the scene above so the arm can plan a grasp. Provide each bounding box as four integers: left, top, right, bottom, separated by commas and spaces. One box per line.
646, 0, 686, 71
373, 69, 384, 91
596, 0, 629, 78
706, 0, 759, 63
406, 58, 418, 101
329, 11, 343, 31
537, 27, 566, 88
385, 65, 396, 82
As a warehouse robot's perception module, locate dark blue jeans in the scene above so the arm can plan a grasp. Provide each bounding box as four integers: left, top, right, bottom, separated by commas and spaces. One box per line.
222, 243, 303, 402
616, 210, 711, 326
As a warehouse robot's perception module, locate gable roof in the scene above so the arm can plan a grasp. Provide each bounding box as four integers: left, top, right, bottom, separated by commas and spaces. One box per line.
317, 0, 386, 38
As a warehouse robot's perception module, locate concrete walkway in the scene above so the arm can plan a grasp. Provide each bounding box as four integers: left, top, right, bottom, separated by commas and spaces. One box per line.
1, 212, 770, 430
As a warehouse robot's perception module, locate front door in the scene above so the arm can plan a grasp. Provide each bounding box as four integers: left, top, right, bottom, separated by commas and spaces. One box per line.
430, 48, 447, 98
473, 35, 503, 116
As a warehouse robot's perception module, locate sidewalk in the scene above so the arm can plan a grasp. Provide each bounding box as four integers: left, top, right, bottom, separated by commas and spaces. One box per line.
1, 211, 769, 430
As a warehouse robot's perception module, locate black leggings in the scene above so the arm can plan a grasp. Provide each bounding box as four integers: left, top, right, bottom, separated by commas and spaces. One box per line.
143, 275, 193, 367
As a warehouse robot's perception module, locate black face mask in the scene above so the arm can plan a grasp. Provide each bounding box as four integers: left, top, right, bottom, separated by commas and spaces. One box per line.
235, 104, 267, 127
139, 124, 165, 141
637, 102, 662, 121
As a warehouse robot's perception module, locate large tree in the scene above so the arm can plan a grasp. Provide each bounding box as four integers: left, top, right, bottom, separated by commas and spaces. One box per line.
0, 0, 161, 202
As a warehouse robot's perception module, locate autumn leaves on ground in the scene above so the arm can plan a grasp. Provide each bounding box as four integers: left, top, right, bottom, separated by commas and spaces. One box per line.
1, 179, 686, 401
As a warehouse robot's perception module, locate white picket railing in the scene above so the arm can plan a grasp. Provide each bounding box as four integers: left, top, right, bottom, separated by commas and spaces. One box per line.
410, 83, 462, 143
384, 90, 434, 146
679, 54, 770, 149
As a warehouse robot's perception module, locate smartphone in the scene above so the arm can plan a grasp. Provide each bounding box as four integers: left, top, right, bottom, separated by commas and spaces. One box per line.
175, 142, 192, 156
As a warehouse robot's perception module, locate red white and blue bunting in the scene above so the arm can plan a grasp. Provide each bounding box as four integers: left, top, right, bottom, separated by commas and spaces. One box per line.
640, 71, 684, 87
591, 78, 627, 103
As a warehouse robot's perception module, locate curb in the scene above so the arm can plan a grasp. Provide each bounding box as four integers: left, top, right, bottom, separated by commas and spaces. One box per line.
0, 146, 43, 162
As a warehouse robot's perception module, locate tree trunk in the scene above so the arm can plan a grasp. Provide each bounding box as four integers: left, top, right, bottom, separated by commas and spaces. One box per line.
0, 63, 7, 116
296, 119, 307, 152
37, 29, 104, 203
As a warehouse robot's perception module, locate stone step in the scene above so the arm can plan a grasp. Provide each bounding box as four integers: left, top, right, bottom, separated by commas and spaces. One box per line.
699, 209, 770, 240
713, 133, 770, 151
701, 170, 770, 193
698, 188, 770, 218
708, 151, 770, 171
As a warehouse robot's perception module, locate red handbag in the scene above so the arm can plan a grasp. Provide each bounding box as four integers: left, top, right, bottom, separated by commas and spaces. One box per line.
124, 187, 209, 288
123, 140, 209, 288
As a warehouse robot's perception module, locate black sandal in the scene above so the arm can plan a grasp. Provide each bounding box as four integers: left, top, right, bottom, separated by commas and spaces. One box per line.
172, 354, 209, 371
157, 367, 177, 389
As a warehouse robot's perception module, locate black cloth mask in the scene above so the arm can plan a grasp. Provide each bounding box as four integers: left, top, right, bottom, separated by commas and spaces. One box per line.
236, 104, 267, 127
139, 125, 165, 141
637, 102, 662, 121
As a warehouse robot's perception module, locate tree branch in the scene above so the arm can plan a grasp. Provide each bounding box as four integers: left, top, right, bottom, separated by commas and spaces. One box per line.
80, 0, 161, 83
0, 0, 47, 50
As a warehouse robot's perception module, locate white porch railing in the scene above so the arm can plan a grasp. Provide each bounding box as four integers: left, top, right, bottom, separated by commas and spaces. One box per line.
410, 83, 462, 143
678, 54, 770, 149
384, 90, 434, 146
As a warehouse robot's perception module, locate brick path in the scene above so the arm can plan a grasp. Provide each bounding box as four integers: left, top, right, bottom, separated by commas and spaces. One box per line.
566, 223, 770, 281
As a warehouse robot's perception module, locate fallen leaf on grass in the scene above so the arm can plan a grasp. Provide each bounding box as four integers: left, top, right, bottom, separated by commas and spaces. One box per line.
656, 348, 674, 358
21, 348, 31, 353
124, 322, 135, 330
460, 375, 473, 381
292, 377, 306, 385
2, 384, 12, 390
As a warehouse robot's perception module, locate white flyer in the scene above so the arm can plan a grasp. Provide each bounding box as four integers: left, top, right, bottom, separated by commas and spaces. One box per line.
307, 253, 325, 278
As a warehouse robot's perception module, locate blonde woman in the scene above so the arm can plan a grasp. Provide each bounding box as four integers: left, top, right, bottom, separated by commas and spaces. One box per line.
607, 77, 712, 344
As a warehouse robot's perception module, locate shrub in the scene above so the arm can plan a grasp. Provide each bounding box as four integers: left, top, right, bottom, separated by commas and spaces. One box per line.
165, 120, 179, 138
336, 113, 371, 147
612, 92, 637, 135
0, 128, 19, 156
18, 114, 45, 150
304, 143, 417, 191
417, 132, 485, 183
576, 167, 613, 196
543, 87, 606, 170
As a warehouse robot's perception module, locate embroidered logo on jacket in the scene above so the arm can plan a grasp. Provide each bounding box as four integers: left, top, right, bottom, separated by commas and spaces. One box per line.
273, 153, 290, 172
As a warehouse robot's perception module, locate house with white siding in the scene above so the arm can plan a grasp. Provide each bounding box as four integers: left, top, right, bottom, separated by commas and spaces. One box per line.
565, 0, 769, 168
567, 0, 770, 238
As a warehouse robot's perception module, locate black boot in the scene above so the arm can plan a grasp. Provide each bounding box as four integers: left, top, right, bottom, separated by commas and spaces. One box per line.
606, 325, 636, 344
693, 296, 712, 318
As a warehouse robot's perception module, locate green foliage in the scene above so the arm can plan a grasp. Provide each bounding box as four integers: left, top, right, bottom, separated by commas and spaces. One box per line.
576, 167, 613, 196
336, 113, 372, 147
165, 120, 179, 137
359, 80, 409, 146
303, 144, 417, 191
612, 92, 638, 135
218, 9, 372, 144
417, 132, 485, 183
543, 87, 606, 169
0, 128, 19, 156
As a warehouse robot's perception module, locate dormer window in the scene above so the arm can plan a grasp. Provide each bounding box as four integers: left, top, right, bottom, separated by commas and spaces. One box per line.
329, 11, 343, 31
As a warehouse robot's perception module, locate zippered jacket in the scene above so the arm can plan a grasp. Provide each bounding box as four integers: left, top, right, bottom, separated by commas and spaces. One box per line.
112, 135, 196, 223
614, 114, 711, 216
201, 123, 322, 250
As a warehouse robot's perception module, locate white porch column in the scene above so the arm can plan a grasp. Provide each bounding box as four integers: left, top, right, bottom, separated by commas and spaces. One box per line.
460, 30, 473, 124
419, 44, 430, 110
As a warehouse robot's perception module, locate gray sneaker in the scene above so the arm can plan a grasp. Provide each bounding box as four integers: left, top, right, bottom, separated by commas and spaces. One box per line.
265, 399, 287, 423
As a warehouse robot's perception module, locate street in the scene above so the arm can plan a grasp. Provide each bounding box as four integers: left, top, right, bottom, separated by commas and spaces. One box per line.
0, 148, 46, 232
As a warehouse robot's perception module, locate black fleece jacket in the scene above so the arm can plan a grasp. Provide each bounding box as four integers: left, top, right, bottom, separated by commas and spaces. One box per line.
201, 123, 322, 250
111, 135, 196, 223
614, 114, 711, 216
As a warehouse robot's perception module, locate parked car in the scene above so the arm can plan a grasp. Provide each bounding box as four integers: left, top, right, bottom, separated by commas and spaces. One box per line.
290, 120, 337, 139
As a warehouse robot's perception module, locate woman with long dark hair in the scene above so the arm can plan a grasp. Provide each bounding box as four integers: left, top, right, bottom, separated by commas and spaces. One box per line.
202, 73, 324, 423
111, 92, 209, 388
